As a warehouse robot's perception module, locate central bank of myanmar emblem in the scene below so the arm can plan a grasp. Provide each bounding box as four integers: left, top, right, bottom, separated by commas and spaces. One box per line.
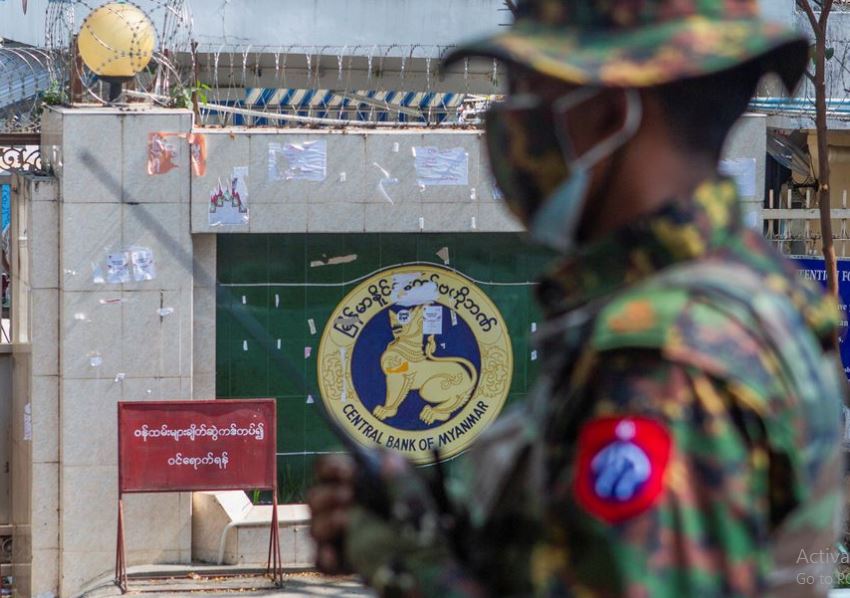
317, 264, 513, 463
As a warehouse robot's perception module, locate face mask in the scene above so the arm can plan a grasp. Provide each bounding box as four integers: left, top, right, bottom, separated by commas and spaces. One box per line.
485, 88, 643, 252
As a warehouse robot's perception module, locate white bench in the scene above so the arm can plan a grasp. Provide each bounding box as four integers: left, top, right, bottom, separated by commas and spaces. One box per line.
192, 491, 314, 567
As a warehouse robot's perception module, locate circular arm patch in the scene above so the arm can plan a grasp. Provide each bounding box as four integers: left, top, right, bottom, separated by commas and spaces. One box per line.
573, 416, 672, 524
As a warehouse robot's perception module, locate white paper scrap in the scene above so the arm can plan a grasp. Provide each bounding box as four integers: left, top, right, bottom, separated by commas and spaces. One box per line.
531, 350, 538, 361
157, 307, 174, 317
450, 311, 458, 327
423, 305, 444, 335
23, 403, 32, 441
308, 319, 317, 335
243, 340, 248, 351
275, 294, 280, 308
413, 146, 470, 186
277, 339, 282, 350
304, 346, 312, 359
269, 140, 328, 182
531, 322, 537, 333
306, 394, 315, 404
718, 158, 757, 199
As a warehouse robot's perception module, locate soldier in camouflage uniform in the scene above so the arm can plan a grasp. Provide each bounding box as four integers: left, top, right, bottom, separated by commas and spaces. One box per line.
308, 1, 848, 596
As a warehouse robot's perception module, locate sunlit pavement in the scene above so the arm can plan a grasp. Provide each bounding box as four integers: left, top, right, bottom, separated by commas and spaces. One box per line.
77, 567, 375, 597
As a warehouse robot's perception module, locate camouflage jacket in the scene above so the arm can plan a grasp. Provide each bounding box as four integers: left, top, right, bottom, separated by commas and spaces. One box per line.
352, 179, 847, 597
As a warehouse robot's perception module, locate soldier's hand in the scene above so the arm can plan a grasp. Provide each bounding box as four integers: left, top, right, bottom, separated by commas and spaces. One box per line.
308, 454, 356, 575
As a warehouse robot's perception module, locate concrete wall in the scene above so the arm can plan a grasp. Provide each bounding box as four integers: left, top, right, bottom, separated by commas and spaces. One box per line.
37, 106, 196, 597
9, 173, 61, 598
191, 129, 520, 235
0, 348, 9, 525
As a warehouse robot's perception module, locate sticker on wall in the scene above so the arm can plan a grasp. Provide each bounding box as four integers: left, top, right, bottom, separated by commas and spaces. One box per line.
268, 140, 327, 182
147, 133, 179, 175
413, 146, 469, 186
209, 167, 250, 226
317, 264, 513, 464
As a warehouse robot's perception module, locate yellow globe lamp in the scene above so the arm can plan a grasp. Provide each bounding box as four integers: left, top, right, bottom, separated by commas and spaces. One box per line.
77, 2, 156, 102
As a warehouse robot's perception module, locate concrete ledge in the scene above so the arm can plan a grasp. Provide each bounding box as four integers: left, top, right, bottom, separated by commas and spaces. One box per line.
192, 491, 315, 567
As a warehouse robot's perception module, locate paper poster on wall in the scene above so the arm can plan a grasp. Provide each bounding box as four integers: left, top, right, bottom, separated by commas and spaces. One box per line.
210, 167, 250, 226
95, 247, 157, 284
130, 247, 156, 281
413, 146, 469, 186
106, 251, 132, 284
422, 305, 443, 335
268, 140, 328, 182
718, 158, 757, 198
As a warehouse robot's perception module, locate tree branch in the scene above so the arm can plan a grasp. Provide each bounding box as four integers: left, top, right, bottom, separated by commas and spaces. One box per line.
797, 0, 820, 32
820, 0, 834, 27
503, 0, 519, 16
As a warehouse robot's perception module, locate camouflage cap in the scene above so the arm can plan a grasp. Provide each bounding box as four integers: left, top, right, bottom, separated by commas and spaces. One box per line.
443, 0, 807, 89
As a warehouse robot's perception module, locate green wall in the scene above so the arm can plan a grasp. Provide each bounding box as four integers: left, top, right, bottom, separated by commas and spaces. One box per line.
216, 233, 553, 501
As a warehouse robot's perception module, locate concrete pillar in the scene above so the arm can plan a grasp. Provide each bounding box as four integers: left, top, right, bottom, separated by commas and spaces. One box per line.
39, 106, 194, 596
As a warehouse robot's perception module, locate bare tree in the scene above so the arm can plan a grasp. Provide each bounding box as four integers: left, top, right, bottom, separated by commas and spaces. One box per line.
798, 0, 839, 297
503, 1, 518, 17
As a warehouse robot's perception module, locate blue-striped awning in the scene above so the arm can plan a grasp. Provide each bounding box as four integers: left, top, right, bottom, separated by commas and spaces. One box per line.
203, 88, 466, 126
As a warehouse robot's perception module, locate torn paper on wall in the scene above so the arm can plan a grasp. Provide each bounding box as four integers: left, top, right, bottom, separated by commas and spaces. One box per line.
310, 254, 358, 268
189, 133, 207, 177
413, 146, 469, 186
391, 273, 439, 306
147, 132, 207, 177
147, 133, 179, 175
718, 158, 757, 198
269, 140, 328, 182
209, 167, 250, 226
373, 162, 399, 204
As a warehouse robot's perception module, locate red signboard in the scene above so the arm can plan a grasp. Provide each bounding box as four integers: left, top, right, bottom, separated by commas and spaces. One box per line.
118, 400, 276, 493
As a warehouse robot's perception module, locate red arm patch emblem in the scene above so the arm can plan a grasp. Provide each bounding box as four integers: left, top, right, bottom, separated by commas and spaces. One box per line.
573, 416, 672, 524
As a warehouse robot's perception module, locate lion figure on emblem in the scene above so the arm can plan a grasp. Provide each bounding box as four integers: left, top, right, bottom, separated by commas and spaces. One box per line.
373, 305, 479, 425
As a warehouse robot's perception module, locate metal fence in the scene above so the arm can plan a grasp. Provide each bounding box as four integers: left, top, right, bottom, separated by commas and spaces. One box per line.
763, 189, 850, 258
